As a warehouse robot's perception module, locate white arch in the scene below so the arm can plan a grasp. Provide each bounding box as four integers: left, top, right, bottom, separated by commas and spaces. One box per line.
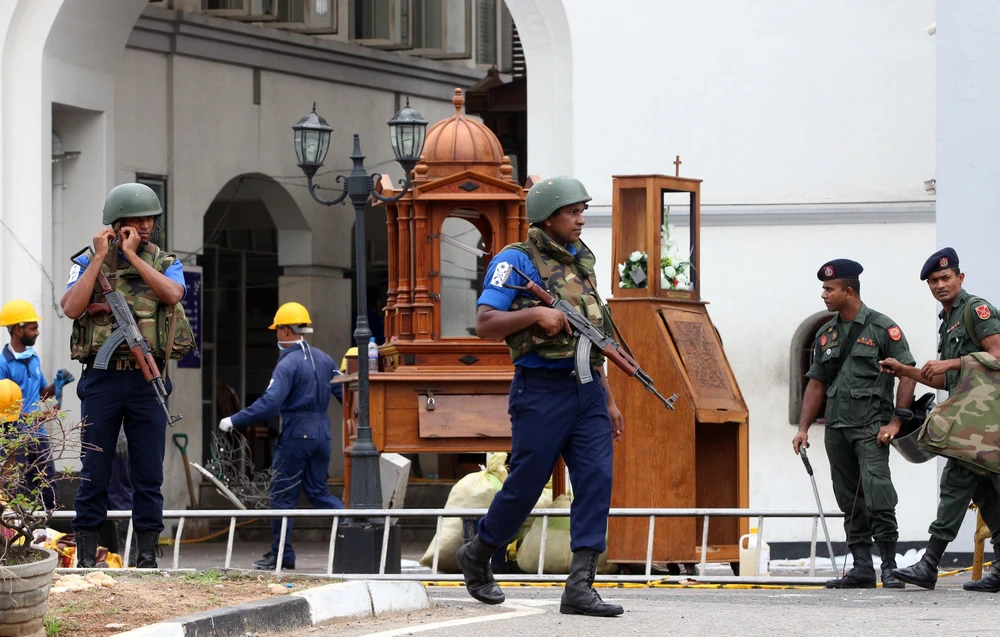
503, 0, 574, 178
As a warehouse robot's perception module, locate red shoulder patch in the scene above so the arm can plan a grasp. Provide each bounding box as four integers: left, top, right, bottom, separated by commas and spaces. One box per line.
819, 334, 828, 347
888, 326, 902, 341
976, 304, 991, 320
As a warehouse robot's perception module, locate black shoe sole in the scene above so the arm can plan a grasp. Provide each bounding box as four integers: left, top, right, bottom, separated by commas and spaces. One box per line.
890, 571, 936, 590
253, 564, 295, 570
881, 582, 906, 589
559, 604, 624, 617
824, 582, 877, 589
962, 584, 1000, 593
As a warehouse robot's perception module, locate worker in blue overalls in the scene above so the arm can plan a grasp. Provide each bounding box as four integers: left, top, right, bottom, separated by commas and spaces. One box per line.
218, 301, 345, 570
456, 177, 625, 617
0, 300, 72, 510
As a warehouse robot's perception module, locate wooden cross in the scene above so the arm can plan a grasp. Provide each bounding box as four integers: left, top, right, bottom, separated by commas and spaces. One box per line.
673, 155, 682, 177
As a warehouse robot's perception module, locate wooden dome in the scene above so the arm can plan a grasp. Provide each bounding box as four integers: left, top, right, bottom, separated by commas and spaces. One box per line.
418, 89, 506, 178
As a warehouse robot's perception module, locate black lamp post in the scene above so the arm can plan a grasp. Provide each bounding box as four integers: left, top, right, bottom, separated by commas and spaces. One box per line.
292, 101, 427, 571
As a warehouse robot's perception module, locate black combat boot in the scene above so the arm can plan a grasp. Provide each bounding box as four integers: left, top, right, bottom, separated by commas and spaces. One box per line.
963, 547, 1000, 593
135, 531, 162, 569
560, 549, 624, 617
879, 542, 904, 589
75, 530, 100, 568
253, 552, 295, 570
825, 544, 877, 589
891, 537, 948, 590
455, 535, 505, 605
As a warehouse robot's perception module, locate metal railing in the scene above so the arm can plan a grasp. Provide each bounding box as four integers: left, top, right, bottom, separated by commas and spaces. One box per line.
50, 508, 845, 583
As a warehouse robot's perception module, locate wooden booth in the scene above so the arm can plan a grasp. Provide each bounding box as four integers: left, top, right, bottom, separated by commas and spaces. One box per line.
340, 89, 542, 499
606, 173, 750, 568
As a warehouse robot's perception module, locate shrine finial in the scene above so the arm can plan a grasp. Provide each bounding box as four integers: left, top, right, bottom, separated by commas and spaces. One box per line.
452, 88, 464, 115
674, 155, 682, 177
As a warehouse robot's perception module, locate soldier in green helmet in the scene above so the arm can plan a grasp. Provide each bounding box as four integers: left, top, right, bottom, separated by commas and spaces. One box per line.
61, 182, 192, 569
456, 177, 625, 617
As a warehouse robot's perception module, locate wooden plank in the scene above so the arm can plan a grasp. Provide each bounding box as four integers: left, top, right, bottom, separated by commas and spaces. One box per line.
695, 422, 740, 546
417, 394, 511, 438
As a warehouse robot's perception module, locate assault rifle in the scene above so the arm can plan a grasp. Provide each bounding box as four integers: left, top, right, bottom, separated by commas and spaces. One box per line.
71, 246, 182, 425
503, 265, 677, 410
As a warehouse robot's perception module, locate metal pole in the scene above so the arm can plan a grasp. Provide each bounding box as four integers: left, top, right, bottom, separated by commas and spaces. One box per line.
344, 134, 383, 512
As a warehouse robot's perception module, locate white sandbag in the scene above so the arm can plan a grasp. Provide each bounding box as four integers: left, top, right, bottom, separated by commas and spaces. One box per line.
419, 453, 508, 572
515, 494, 610, 574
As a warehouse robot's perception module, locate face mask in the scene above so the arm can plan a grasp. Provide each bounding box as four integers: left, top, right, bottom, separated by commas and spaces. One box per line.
14, 346, 35, 361
277, 339, 303, 351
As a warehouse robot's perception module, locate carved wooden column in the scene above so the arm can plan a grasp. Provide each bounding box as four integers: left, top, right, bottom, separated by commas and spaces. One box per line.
395, 200, 413, 340
384, 203, 399, 340
504, 200, 521, 249
411, 200, 434, 341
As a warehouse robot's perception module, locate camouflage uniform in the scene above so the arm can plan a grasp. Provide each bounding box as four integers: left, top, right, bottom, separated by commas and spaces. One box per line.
807, 304, 915, 547
927, 291, 1000, 546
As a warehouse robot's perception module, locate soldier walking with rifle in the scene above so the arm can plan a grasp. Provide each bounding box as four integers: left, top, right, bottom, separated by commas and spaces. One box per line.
457, 177, 673, 617
61, 183, 192, 568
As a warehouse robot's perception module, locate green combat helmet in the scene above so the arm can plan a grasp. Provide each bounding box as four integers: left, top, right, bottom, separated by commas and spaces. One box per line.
102, 183, 163, 226
526, 176, 591, 224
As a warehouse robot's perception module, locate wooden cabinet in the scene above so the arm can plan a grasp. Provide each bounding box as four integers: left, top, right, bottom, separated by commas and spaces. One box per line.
606, 174, 749, 565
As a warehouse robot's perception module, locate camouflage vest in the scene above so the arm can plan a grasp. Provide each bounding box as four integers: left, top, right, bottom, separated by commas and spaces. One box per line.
504, 227, 611, 366
70, 244, 195, 363
918, 351, 1000, 475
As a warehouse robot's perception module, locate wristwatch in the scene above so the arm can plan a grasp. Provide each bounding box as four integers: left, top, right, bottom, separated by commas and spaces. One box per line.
893, 407, 914, 421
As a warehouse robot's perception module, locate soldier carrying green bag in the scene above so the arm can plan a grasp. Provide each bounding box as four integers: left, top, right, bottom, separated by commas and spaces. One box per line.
880, 247, 1000, 593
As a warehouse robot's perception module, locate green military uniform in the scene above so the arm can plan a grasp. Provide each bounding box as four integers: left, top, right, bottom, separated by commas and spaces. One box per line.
928, 289, 1000, 546
807, 304, 915, 546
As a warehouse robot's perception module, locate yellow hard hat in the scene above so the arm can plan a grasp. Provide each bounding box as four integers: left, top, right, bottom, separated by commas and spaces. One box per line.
340, 346, 359, 372
0, 300, 42, 327
0, 379, 22, 423
270, 302, 313, 331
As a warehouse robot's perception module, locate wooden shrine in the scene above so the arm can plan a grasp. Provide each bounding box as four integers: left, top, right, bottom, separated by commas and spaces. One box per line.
339, 89, 540, 500
606, 173, 750, 567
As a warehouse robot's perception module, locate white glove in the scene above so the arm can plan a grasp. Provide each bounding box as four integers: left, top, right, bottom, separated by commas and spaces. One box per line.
218, 417, 233, 432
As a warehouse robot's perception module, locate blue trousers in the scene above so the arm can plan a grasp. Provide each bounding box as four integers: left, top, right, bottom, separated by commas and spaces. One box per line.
269, 421, 345, 561
73, 366, 169, 534
13, 431, 56, 510
478, 367, 614, 553
108, 451, 134, 511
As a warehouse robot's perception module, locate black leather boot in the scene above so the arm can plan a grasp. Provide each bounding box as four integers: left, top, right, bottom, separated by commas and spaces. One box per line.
253, 552, 295, 570
560, 549, 624, 617
456, 535, 505, 605
135, 531, 162, 569
963, 547, 1000, 593
891, 537, 947, 590
825, 544, 877, 588
75, 530, 99, 568
879, 542, 904, 589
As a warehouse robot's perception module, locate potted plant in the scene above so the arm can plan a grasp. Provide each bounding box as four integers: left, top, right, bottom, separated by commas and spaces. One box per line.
1, 388, 89, 637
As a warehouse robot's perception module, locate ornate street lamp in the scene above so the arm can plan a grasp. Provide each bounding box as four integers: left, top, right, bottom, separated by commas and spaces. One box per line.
292, 100, 427, 572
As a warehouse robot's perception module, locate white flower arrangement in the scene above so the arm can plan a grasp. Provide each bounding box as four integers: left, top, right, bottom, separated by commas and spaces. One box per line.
617, 251, 648, 288
660, 207, 694, 291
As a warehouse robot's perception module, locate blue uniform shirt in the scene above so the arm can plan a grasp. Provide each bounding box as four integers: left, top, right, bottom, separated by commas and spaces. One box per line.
229, 342, 342, 439
0, 345, 49, 433
66, 252, 187, 300
477, 245, 578, 369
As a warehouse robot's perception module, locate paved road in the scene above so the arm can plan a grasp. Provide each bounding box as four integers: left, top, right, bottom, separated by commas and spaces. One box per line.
299, 579, 998, 637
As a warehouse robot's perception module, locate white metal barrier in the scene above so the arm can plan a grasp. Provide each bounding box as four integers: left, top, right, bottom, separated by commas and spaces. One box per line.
50, 508, 845, 584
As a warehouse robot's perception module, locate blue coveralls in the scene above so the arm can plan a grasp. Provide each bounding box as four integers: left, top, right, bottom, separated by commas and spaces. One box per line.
0, 344, 56, 510
67, 254, 185, 534
230, 341, 345, 562
475, 247, 614, 554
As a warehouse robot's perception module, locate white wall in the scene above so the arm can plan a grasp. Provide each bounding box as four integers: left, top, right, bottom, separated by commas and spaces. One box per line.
935, 0, 1000, 553
583, 219, 941, 543
509, 0, 936, 208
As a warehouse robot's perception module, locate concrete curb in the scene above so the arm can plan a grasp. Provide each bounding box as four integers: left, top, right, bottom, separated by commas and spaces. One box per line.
119, 580, 431, 637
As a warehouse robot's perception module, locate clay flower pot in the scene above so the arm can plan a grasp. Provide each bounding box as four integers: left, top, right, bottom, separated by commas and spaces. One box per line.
0, 547, 58, 637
